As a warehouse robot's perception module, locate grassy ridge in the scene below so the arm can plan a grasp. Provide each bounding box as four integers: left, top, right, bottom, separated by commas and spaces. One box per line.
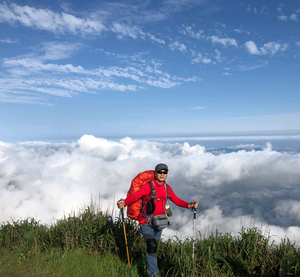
0, 205, 300, 276
0, 249, 138, 277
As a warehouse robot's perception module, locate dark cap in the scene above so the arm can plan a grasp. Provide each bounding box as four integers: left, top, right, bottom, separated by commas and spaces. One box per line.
155, 163, 168, 172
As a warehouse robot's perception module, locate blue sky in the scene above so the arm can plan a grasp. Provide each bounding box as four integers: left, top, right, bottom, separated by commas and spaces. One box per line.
0, 0, 299, 141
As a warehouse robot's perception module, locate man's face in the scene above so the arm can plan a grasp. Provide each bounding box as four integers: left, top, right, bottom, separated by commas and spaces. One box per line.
154, 170, 168, 183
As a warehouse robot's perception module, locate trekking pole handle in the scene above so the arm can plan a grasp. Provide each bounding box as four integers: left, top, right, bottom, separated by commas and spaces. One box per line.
190, 201, 197, 219
118, 199, 126, 221
117, 199, 125, 208
190, 201, 198, 210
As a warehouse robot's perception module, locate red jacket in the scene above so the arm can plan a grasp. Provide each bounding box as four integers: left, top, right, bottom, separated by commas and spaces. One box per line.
124, 180, 190, 225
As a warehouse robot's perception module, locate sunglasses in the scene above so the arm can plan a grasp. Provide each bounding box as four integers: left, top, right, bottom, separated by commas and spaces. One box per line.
156, 170, 168, 175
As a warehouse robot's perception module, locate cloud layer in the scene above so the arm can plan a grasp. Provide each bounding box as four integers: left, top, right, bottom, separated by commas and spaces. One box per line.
0, 3, 106, 35
245, 41, 288, 56
0, 41, 199, 104
1, 136, 300, 242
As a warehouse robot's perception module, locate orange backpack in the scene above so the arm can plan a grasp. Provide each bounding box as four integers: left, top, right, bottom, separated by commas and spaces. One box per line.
126, 170, 155, 220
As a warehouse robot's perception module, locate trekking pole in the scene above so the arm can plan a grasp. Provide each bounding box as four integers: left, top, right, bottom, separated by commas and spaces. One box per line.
192, 207, 197, 258
120, 203, 132, 277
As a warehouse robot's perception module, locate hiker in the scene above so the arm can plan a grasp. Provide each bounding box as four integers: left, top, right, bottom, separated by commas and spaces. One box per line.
117, 163, 199, 277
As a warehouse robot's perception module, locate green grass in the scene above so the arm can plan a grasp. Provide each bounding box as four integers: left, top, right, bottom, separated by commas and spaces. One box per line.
0, 249, 139, 277
1, 203, 300, 276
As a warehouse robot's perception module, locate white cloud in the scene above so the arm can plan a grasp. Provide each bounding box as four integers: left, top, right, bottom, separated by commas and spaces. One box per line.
274, 200, 300, 223
104, 51, 148, 64
151, 60, 163, 68
0, 38, 17, 43
175, 76, 199, 82
260, 42, 282, 55
180, 25, 204, 39
41, 42, 81, 60
0, 91, 51, 105
228, 144, 257, 149
222, 72, 231, 75
280, 43, 289, 52
261, 42, 288, 55
210, 35, 238, 47
238, 61, 268, 71
110, 22, 145, 39
1, 42, 200, 104
0, 2, 196, 46
260, 6, 267, 14
162, 134, 300, 142
3, 58, 87, 74
278, 13, 298, 21
245, 41, 288, 56
290, 13, 298, 21
147, 33, 165, 44
244, 41, 259, 54
2, 137, 300, 243
191, 53, 211, 64
190, 106, 204, 110
163, 0, 206, 14
202, 57, 211, 64
246, 5, 262, 14
234, 28, 251, 35
191, 53, 202, 64
296, 42, 300, 47
0, 77, 138, 101
215, 22, 226, 29
278, 15, 288, 21
215, 50, 221, 61
0, 3, 106, 36
168, 41, 187, 52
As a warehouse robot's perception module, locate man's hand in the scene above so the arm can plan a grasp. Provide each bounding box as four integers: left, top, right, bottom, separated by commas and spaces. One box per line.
188, 201, 199, 209
117, 199, 125, 209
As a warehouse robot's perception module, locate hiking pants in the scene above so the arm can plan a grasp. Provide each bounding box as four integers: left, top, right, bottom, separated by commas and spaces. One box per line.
140, 224, 162, 277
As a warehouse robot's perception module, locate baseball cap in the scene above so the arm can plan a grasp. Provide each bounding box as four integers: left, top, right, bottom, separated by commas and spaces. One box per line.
155, 163, 168, 172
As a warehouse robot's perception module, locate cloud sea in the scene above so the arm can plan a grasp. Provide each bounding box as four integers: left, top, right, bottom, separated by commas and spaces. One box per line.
1, 135, 300, 243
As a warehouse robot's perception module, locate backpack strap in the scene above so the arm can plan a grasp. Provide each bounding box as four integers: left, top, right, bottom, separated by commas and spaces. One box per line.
139, 181, 169, 216
140, 181, 156, 212
149, 181, 157, 199
138, 181, 155, 223
138, 181, 171, 225
165, 183, 170, 200
150, 181, 169, 201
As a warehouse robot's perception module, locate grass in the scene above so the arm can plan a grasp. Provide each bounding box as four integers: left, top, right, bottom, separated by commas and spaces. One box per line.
0, 202, 300, 276
0, 249, 139, 277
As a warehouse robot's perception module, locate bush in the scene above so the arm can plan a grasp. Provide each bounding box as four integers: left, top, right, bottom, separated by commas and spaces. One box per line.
1, 206, 300, 276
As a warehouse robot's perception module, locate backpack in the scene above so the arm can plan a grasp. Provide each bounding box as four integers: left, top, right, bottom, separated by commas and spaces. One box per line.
126, 170, 170, 221
126, 170, 154, 220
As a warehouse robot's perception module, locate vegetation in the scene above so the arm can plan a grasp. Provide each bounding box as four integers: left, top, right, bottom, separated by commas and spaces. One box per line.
0, 203, 300, 276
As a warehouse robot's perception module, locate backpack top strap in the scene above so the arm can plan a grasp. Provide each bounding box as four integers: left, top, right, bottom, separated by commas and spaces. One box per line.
164, 183, 170, 200
138, 182, 155, 223
149, 180, 157, 199
150, 181, 169, 201
149, 181, 170, 201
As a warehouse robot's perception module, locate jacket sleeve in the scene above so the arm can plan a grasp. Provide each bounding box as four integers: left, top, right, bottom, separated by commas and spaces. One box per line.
124, 182, 151, 207
168, 185, 190, 208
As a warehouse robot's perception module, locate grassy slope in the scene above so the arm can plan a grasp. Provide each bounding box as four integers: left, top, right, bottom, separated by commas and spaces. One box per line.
0, 205, 300, 276
0, 250, 139, 277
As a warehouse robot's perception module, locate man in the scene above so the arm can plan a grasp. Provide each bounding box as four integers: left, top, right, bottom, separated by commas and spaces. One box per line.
117, 163, 199, 277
